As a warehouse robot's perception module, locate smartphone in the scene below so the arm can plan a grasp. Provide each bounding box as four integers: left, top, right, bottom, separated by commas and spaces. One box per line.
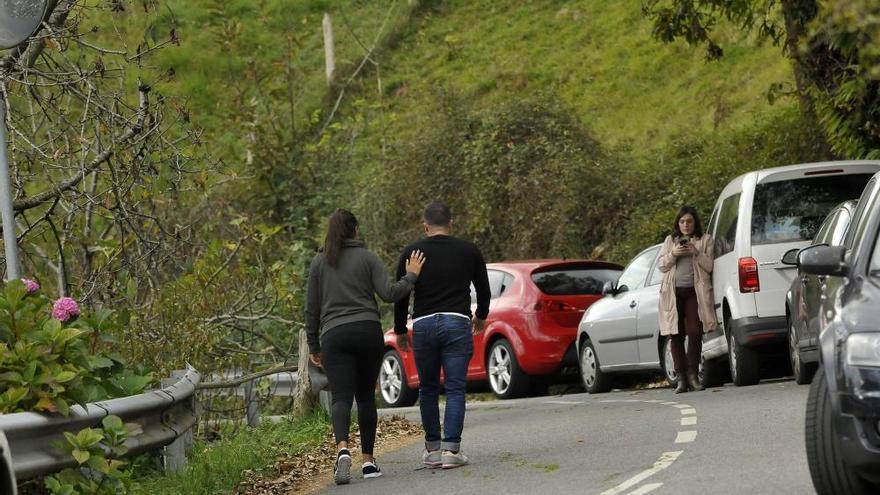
679, 238, 689, 246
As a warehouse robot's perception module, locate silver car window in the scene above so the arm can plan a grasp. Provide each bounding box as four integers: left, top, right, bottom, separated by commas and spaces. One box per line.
618, 248, 658, 290
830, 209, 851, 246
647, 249, 664, 287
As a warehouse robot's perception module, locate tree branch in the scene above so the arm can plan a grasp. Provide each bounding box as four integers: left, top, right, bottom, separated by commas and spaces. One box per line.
12, 82, 150, 212
196, 364, 298, 390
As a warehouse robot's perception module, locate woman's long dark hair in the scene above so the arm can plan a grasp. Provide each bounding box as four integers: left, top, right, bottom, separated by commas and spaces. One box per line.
324, 209, 358, 267
673, 205, 704, 239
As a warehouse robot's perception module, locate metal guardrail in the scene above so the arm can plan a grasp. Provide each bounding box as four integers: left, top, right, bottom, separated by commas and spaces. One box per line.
0, 365, 200, 483
204, 370, 298, 397
0, 429, 14, 495
198, 370, 299, 428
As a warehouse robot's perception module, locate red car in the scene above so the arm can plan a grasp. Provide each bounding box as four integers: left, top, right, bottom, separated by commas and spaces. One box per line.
378, 259, 623, 407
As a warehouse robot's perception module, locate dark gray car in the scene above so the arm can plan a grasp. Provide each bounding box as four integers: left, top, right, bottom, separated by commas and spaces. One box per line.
800, 172, 880, 494
784, 200, 858, 384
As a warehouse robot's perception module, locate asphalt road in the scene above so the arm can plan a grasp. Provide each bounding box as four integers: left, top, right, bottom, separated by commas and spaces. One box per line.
316, 378, 814, 494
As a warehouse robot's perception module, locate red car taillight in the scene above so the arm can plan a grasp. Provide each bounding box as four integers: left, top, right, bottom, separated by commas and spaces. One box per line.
533, 299, 580, 312
738, 257, 760, 293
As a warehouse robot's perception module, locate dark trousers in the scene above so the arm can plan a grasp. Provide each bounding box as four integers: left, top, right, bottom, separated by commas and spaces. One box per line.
320, 321, 384, 454
671, 286, 702, 376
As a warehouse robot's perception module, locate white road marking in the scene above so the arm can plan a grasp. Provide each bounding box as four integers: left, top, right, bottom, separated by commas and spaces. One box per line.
673, 404, 692, 409
644, 400, 664, 403
625, 483, 664, 495
675, 430, 697, 443
660, 401, 678, 405
680, 408, 696, 415
681, 416, 697, 426
599, 451, 683, 495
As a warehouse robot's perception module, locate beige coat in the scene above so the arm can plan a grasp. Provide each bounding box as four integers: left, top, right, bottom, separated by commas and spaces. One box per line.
657, 234, 718, 336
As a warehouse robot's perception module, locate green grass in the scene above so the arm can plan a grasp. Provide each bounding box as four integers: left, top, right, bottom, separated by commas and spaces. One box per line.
133, 412, 329, 495
83, 0, 795, 163
379, 0, 794, 149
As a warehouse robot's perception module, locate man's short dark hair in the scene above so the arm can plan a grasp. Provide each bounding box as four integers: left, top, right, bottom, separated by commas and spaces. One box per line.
424, 201, 452, 227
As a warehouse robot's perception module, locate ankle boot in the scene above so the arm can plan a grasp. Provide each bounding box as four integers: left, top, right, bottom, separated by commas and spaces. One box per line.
674, 378, 688, 394
687, 371, 704, 391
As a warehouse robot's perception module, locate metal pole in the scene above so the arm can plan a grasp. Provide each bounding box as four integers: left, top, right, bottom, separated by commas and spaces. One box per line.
0, 101, 20, 280
162, 371, 188, 473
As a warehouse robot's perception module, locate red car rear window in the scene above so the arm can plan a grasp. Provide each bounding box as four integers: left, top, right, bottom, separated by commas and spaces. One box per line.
531, 267, 621, 295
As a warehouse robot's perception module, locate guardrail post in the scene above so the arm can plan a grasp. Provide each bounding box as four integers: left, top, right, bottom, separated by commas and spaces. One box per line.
162, 370, 189, 473
244, 379, 260, 428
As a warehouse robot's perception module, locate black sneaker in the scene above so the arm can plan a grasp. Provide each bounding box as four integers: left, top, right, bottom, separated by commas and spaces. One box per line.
334, 449, 351, 485
362, 461, 383, 479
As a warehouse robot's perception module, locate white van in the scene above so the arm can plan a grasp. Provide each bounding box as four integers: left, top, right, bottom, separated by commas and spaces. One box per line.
701, 161, 880, 386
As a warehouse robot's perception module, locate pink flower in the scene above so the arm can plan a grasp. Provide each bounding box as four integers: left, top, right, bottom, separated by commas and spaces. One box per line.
20, 278, 39, 294
52, 297, 81, 322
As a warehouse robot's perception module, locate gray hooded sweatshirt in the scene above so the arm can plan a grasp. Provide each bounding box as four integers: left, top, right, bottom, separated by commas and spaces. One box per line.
305, 239, 416, 354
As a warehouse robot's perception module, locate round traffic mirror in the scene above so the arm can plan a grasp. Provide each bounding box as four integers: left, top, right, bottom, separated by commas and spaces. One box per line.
0, 0, 50, 50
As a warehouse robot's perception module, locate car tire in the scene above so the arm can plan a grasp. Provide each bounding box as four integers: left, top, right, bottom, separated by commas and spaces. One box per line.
379, 350, 418, 408
789, 318, 814, 385
487, 339, 530, 399
728, 331, 760, 386
580, 338, 611, 394
661, 336, 678, 388
805, 365, 877, 494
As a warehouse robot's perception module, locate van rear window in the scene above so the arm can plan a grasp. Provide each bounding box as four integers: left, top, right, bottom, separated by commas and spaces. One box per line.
751, 174, 873, 245
531, 268, 621, 295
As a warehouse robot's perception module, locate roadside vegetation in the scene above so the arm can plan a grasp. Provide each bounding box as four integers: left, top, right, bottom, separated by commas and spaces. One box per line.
133, 413, 329, 495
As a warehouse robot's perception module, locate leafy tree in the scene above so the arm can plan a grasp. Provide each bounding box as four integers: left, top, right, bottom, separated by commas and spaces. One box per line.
362, 92, 610, 262
643, 0, 880, 157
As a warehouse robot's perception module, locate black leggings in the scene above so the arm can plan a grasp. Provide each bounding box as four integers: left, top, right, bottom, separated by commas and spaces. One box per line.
321, 320, 384, 454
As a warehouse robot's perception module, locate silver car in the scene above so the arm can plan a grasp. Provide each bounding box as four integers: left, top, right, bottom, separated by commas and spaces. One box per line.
576, 244, 679, 393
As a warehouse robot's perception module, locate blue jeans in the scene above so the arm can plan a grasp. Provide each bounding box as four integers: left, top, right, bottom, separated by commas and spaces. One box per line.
412, 314, 473, 452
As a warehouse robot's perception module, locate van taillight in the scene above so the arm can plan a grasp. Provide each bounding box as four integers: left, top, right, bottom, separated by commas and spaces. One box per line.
739, 257, 760, 293
533, 300, 579, 312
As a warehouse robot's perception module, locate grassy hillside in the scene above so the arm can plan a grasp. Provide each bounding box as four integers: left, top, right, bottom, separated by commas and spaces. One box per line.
100, 0, 793, 156
85, 0, 812, 264
378, 0, 794, 148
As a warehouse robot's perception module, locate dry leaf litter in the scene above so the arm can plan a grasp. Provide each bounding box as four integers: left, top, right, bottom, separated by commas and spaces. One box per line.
238, 415, 422, 494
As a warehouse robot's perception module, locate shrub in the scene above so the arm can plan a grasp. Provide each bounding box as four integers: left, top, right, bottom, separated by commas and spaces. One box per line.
0, 280, 152, 415
44, 415, 139, 495
361, 91, 611, 262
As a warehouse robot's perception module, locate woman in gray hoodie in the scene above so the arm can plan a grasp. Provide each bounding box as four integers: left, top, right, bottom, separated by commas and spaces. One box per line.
305, 209, 425, 485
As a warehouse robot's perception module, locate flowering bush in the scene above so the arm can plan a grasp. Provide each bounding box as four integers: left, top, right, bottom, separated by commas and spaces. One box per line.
52, 296, 81, 322
21, 278, 39, 294
0, 280, 153, 415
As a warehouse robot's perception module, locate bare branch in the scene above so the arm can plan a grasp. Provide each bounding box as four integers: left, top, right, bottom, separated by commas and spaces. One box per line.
12, 83, 150, 211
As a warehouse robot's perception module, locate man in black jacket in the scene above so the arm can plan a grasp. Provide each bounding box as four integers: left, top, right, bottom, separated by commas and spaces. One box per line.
394, 202, 490, 470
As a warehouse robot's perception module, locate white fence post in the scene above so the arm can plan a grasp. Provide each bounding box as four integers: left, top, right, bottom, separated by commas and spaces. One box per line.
323, 13, 336, 86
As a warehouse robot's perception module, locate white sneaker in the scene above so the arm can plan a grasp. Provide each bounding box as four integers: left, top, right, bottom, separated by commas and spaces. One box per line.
441, 450, 469, 469
422, 449, 442, 468
334, 449, 351, 485
362, 461, 383, 479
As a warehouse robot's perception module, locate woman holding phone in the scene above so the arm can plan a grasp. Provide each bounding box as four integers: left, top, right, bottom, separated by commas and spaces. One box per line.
656, 206, 718, 393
